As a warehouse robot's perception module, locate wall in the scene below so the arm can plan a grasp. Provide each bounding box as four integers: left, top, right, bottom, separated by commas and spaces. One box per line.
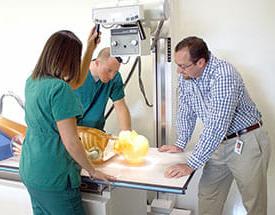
0, 0, 274, 215
0, 0, 95, 123
170, 0, 275, 214
0, 0, 156, 144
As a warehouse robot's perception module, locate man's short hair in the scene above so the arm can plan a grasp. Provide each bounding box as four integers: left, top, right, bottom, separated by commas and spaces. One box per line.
175, 36, 210, 63
97, 47, 111, 62
97, 47, 122, 64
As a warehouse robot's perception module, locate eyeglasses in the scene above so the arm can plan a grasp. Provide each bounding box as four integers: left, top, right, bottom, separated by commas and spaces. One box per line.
177, 63, 194, 70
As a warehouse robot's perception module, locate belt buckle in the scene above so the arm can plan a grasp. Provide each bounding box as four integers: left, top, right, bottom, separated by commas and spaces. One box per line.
238, 128, 247, 136
222, 134, 230, 143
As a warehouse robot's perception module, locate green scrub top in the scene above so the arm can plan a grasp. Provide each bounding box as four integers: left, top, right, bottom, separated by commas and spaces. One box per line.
74, 71, 124, 130
19, 76, 83, 191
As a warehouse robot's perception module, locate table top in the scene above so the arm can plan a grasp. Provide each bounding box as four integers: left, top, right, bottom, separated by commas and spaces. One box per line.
0, 148, 194, 194
82, 148, 193, 191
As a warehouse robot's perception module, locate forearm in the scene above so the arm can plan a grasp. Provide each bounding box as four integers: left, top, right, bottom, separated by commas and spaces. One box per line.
70, 27, 99, 89
187, 91, 238, 169
57, 118, 95, 174
187, 125, 225, 169
118, 108, 131, 130
176, 108, 196, 149
71, 44, 96, 89
64, 136, 95, 174
79, 44, 96, 85
176, 80, 196, 148
57, 118, 115, 181
114, 99, 131, 130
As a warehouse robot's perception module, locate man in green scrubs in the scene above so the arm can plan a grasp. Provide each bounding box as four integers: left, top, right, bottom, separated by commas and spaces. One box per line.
74, 47, 131, 131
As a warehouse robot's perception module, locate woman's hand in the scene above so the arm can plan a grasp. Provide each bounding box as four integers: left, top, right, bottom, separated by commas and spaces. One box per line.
88, 169, 116, 182
57, 118, 116, 182
11, 135, 24, 156
87, 26, 101, 50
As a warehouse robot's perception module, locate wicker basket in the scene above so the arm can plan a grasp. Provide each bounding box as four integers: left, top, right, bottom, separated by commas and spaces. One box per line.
77, 126, 116, 164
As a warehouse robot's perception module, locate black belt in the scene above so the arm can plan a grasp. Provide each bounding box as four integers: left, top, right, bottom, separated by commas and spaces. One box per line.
223, 121, 262, 141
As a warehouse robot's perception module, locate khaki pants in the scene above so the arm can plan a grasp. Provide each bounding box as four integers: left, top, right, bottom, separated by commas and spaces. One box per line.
198, 127, 271, 215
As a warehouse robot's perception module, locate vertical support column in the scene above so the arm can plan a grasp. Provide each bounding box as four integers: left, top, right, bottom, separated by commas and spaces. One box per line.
154, 37, 172, 148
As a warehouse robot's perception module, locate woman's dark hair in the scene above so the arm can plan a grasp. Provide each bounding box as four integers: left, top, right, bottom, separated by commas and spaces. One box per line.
32, 30, 82, 83
175, 36, 210, 63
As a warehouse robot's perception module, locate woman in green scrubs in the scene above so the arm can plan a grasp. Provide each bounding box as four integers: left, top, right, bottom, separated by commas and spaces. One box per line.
19, 28, 114, 215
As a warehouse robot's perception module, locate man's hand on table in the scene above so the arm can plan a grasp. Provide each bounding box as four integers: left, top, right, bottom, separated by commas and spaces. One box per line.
158, 145, 183, 153
158, 145, 193, 178
164, 163, 193, 178
88, 169, 116, 182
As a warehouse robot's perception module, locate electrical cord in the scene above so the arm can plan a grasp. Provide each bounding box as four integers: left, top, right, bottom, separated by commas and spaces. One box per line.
105, 56, 140, 119
138, 56, 153, 107
102, 24, 116, 29
104, 56, 153, 120
121, 56, 131, 64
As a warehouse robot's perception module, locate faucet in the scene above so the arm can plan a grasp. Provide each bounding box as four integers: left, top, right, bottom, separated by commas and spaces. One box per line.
0, 91, 25, 115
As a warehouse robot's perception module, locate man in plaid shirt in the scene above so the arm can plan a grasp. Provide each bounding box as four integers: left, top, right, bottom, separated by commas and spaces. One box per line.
159, 36, 271, 215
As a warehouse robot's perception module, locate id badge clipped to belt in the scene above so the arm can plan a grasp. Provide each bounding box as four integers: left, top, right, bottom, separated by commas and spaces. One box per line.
234, 136, 244, 155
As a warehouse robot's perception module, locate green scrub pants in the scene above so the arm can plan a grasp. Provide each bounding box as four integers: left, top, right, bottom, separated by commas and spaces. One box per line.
26, 183, 85, 215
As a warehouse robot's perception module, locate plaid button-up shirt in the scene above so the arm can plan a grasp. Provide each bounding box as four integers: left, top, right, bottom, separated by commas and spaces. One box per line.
176, 53, 261, 169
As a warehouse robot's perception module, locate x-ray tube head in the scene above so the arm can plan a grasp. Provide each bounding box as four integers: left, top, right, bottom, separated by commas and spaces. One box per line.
110, 26, 150, 56
92, 0, 170, 56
